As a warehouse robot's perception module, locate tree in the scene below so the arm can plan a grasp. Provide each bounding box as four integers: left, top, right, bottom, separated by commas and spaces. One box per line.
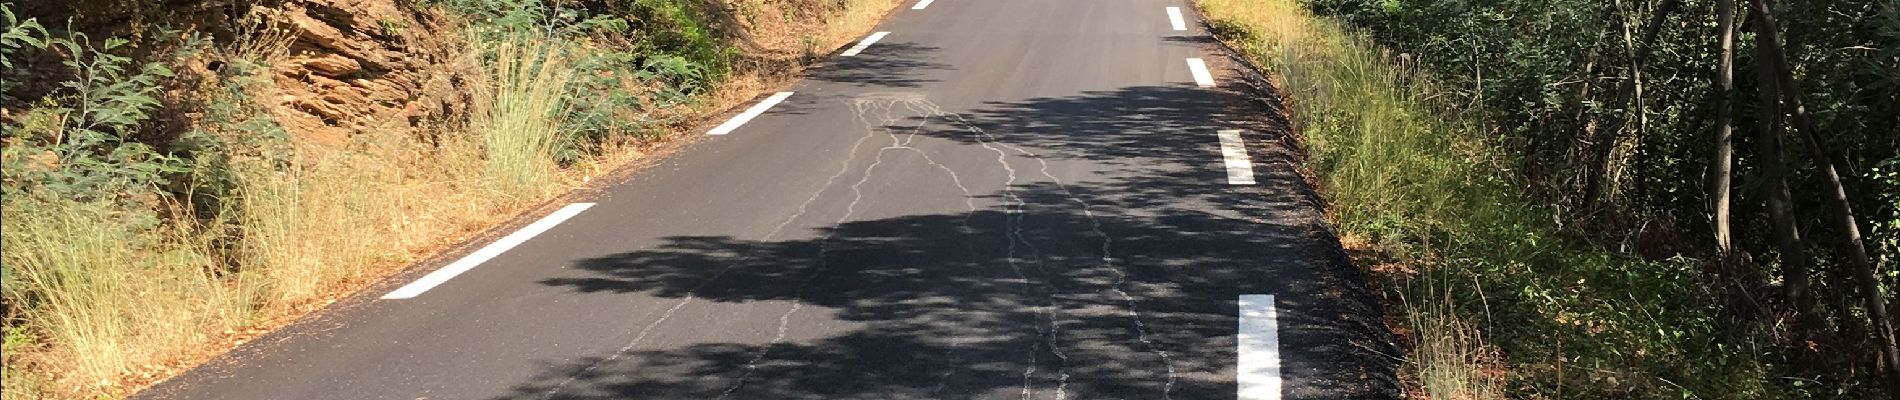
1579, 0, 1681, 207
1709, 0, 1735, 259
1749, 0, 1900, 390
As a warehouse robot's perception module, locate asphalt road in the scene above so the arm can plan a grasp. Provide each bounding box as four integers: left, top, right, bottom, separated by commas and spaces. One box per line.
138, 1, 1400, 399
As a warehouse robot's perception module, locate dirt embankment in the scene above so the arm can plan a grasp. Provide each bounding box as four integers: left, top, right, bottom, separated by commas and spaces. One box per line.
247, 0, 472, 145
5, 0, 474, 146
8, 0, 886, 145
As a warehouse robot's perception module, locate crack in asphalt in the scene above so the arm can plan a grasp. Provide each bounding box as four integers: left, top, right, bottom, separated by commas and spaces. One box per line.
544, 94, 1176, 400
943, 111, 1179, 400
537, 94, 888, 400
921, 104, 1078, 400
877, 99, 983, 397
718, 94, 956, 398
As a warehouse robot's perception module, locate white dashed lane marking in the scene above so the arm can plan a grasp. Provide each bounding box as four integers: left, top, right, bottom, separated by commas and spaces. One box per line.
707, 92, 795, 136
383, 203, 595, 299
1187, 58, 1215, 87
842, 32, 892, 57
1217, 130, 1257, 185
1238, 294, 1283, 400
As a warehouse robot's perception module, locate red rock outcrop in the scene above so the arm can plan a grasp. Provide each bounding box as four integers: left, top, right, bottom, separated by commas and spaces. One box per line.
252, 0, 471, 146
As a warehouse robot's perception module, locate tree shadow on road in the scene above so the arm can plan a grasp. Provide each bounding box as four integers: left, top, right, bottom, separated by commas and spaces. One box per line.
504, 84, 1400, 400
806, 41, 952, 88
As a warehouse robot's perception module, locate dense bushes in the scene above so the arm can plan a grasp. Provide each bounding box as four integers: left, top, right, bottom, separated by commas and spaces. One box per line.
1205, 0, 1895, 397
1311, 1, 1898, 395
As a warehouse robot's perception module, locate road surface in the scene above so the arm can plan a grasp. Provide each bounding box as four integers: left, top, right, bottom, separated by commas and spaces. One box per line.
139, 1, 1400, 398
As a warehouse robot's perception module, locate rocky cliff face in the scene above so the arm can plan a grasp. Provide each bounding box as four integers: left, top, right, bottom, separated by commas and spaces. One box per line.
247, 0, 471, 145
5, 0, 473, 146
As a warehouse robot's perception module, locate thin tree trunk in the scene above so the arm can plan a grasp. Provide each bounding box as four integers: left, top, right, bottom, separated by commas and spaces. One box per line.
1751, 32, 1811, 327
1565, 55, 1599, 201
1750, 0, 1900, 390
1582, 0, 1682, 207
1711, 0, 1736, 257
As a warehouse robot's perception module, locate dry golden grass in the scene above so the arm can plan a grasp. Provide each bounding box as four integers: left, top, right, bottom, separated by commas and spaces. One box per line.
476, 34, 569, 199
708, 0, 900, 111
238, 133, 516, 306
1404, 288, 1506, 400
0, 18, 288, 397
0, 198, 248, 397
827, 0, 902, 44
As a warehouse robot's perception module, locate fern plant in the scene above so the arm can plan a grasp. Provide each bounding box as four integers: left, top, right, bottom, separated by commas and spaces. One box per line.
2, 5, 47, 69
2, 5, 48, 95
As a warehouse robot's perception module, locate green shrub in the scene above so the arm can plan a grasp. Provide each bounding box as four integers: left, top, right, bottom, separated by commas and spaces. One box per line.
1, 26, 186, 203
1362, 0, 1892, 396
1198, 0, 1772, 397
624, 0, 732, 85
0, 11, 250, 397
442, 0, 702, 163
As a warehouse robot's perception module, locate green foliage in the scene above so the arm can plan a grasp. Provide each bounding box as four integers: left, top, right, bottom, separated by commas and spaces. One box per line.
1290, 0, 1898, 396
552, 0, 733, 151
1, 5, 48, 70
635, 53, 708, 97
376, 17, 406, 38
436, 0, 726, 163
1873, 156, 1900, 288
174, 51, 294, 221
1, 13, 186, 205
446, 0, 734, 92
1201, 0, 1785, 397
624, 0, 732, 85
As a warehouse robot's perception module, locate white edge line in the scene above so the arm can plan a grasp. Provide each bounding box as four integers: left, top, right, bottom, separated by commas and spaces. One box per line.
1167, 7, 1188, 31
841, 31, 891, 57
1187, 58, 1216, 88
912, 0, 935, 10
706, 92, 795, 136
1218, 129, 1257, 185
1238, 294, 1282, 400
382, 203, 596, 299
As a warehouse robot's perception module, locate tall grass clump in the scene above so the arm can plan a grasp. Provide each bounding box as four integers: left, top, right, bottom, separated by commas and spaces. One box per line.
232, 5, 590, 309
1198, 0, 1763, 398
0, 198, 245, 394
0, 19, 246, 397
1201, 0, 1481, 244
221, 30, 518, 306
476, 32, 569, 199
0, 9, 528, 396
1202, 0, 1513, 393
234, 144, 502, 305
1402, 279, 1505, 400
